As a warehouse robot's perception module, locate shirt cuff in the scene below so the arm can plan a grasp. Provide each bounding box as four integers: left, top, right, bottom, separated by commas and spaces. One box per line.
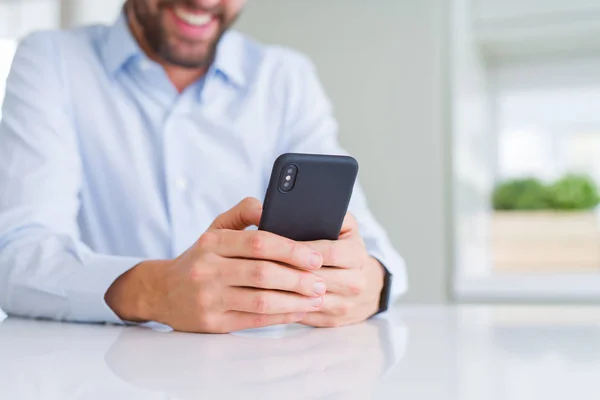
62, 254, 145, 324
368, 247, 408, 306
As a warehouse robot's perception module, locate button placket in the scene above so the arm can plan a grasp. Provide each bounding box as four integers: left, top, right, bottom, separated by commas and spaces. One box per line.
163, 107, 200, 256
175, 176, 189, 191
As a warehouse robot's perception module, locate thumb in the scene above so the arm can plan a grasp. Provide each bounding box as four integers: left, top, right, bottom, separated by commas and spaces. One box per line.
209, 197, 263, 231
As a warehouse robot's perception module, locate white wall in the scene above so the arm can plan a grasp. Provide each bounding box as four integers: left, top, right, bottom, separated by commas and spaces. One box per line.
0, 0, 60, 39
0, 40, 17, 113
0, 0, 123, 35
60, 0, 124, 28
236, 0, 451, 303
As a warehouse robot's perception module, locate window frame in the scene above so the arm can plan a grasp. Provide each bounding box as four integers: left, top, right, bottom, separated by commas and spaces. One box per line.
453, 55, 600, 302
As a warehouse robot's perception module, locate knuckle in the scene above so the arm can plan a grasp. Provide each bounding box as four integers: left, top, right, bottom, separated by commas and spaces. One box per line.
251, 262, 270, 285
197, 231, 219, 249
253, 294, 270, 314
348, 277, 366, 296
189, 255, 219, 283
252, 313, 270, 328
189, 265, 206, 283
333, 303, 351, 317
248, 234, 265, 256
197, 313, 219, 332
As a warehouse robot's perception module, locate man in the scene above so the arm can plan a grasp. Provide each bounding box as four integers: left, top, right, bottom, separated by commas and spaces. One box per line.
0, 0, 406, 333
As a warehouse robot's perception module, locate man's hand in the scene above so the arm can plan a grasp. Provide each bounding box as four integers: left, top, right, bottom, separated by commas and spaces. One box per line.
301, 214, 386, 328
105, 198, 327, 333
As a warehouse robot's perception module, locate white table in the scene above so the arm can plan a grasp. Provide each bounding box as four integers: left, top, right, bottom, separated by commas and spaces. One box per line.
1, 305, 599, 399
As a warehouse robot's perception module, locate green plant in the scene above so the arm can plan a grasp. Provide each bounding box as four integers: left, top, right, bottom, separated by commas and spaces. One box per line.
548, 174, 600, 210
492, 174, 600, 211
492, 178, 551, 211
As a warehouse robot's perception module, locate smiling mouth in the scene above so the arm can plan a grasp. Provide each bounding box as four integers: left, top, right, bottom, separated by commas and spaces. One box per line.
173, 7, 214, 27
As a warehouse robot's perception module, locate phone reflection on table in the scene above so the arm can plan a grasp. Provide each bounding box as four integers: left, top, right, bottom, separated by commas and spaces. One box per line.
105, 318, 407, 400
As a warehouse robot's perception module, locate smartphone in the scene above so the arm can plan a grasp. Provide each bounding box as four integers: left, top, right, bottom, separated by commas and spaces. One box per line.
259, 153, 359, 241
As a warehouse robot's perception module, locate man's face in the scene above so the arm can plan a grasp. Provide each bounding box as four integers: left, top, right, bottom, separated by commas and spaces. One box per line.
129, 0, 246, 68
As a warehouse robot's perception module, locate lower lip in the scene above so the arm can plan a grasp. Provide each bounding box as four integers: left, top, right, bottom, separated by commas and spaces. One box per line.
169, 9, 218, 39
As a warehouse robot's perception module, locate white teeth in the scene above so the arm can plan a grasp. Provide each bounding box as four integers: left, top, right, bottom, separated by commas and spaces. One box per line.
174, 8, 212, 27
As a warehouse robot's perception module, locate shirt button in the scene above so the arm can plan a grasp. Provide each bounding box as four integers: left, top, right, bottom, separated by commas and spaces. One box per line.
138, 59, 151, 71
175, 177, 188, 191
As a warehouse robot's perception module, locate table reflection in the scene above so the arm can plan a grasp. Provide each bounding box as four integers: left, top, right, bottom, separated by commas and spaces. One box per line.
0, 317, 406, 400
106, 318, 405, 400
492, 326, 600, 362
454, 308, 600, 400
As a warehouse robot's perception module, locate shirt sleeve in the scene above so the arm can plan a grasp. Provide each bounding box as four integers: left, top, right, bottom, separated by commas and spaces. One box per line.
276, 52, 408, 303
0, 33, 144, 323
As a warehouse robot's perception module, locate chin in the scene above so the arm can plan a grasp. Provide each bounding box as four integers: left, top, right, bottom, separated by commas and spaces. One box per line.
162, 42, 215, 68
168, 55, 213, 69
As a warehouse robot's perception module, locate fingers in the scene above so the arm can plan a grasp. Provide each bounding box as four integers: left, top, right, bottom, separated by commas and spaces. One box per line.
314, 267, 364, 296
302, 214, 364, 269
211, 230, 323, 271
300, 312, 345, 328
303, 238, 363, 269
209, 197, 263, 230
301, 295, 378, 328
225, 259, 327, 297
222, 311, 308, 332
340, 213, 359, 236
224, 288, 324, 315
301, 294, 354, 327
300, 311, 366, 329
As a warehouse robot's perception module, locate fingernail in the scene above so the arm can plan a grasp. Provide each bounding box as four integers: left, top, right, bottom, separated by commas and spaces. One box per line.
313, 281, 327, 296
308, 253, 322, 268
312, 296, 323, 308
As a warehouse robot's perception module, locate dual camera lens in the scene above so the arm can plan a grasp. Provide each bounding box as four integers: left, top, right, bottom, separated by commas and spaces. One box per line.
280, 165, 298, 192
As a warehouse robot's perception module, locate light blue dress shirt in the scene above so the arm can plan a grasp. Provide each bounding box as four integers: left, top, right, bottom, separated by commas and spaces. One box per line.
0, 14, 406, 324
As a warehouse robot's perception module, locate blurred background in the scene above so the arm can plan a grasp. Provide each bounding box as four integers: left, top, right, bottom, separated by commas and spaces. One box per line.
2, 0, 600, 305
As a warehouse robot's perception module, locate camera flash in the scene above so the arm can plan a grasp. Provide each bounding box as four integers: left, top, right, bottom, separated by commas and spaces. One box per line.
285, 175, 292, 181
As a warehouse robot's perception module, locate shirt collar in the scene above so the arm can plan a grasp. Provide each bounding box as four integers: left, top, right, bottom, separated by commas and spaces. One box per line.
102, 12, 248, 88
213, 31, 248, 88
101, 13, 142, 76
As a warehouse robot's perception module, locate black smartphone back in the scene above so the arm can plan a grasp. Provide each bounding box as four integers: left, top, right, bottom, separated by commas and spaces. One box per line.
259, 153, 359, 241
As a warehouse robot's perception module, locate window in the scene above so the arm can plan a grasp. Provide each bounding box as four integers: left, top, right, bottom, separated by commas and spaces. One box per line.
0, 0, 61, 116
491, 58, 600, 276
0, 40, 17, 115
452, 1, 600, 300
495, 58, 600, 183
